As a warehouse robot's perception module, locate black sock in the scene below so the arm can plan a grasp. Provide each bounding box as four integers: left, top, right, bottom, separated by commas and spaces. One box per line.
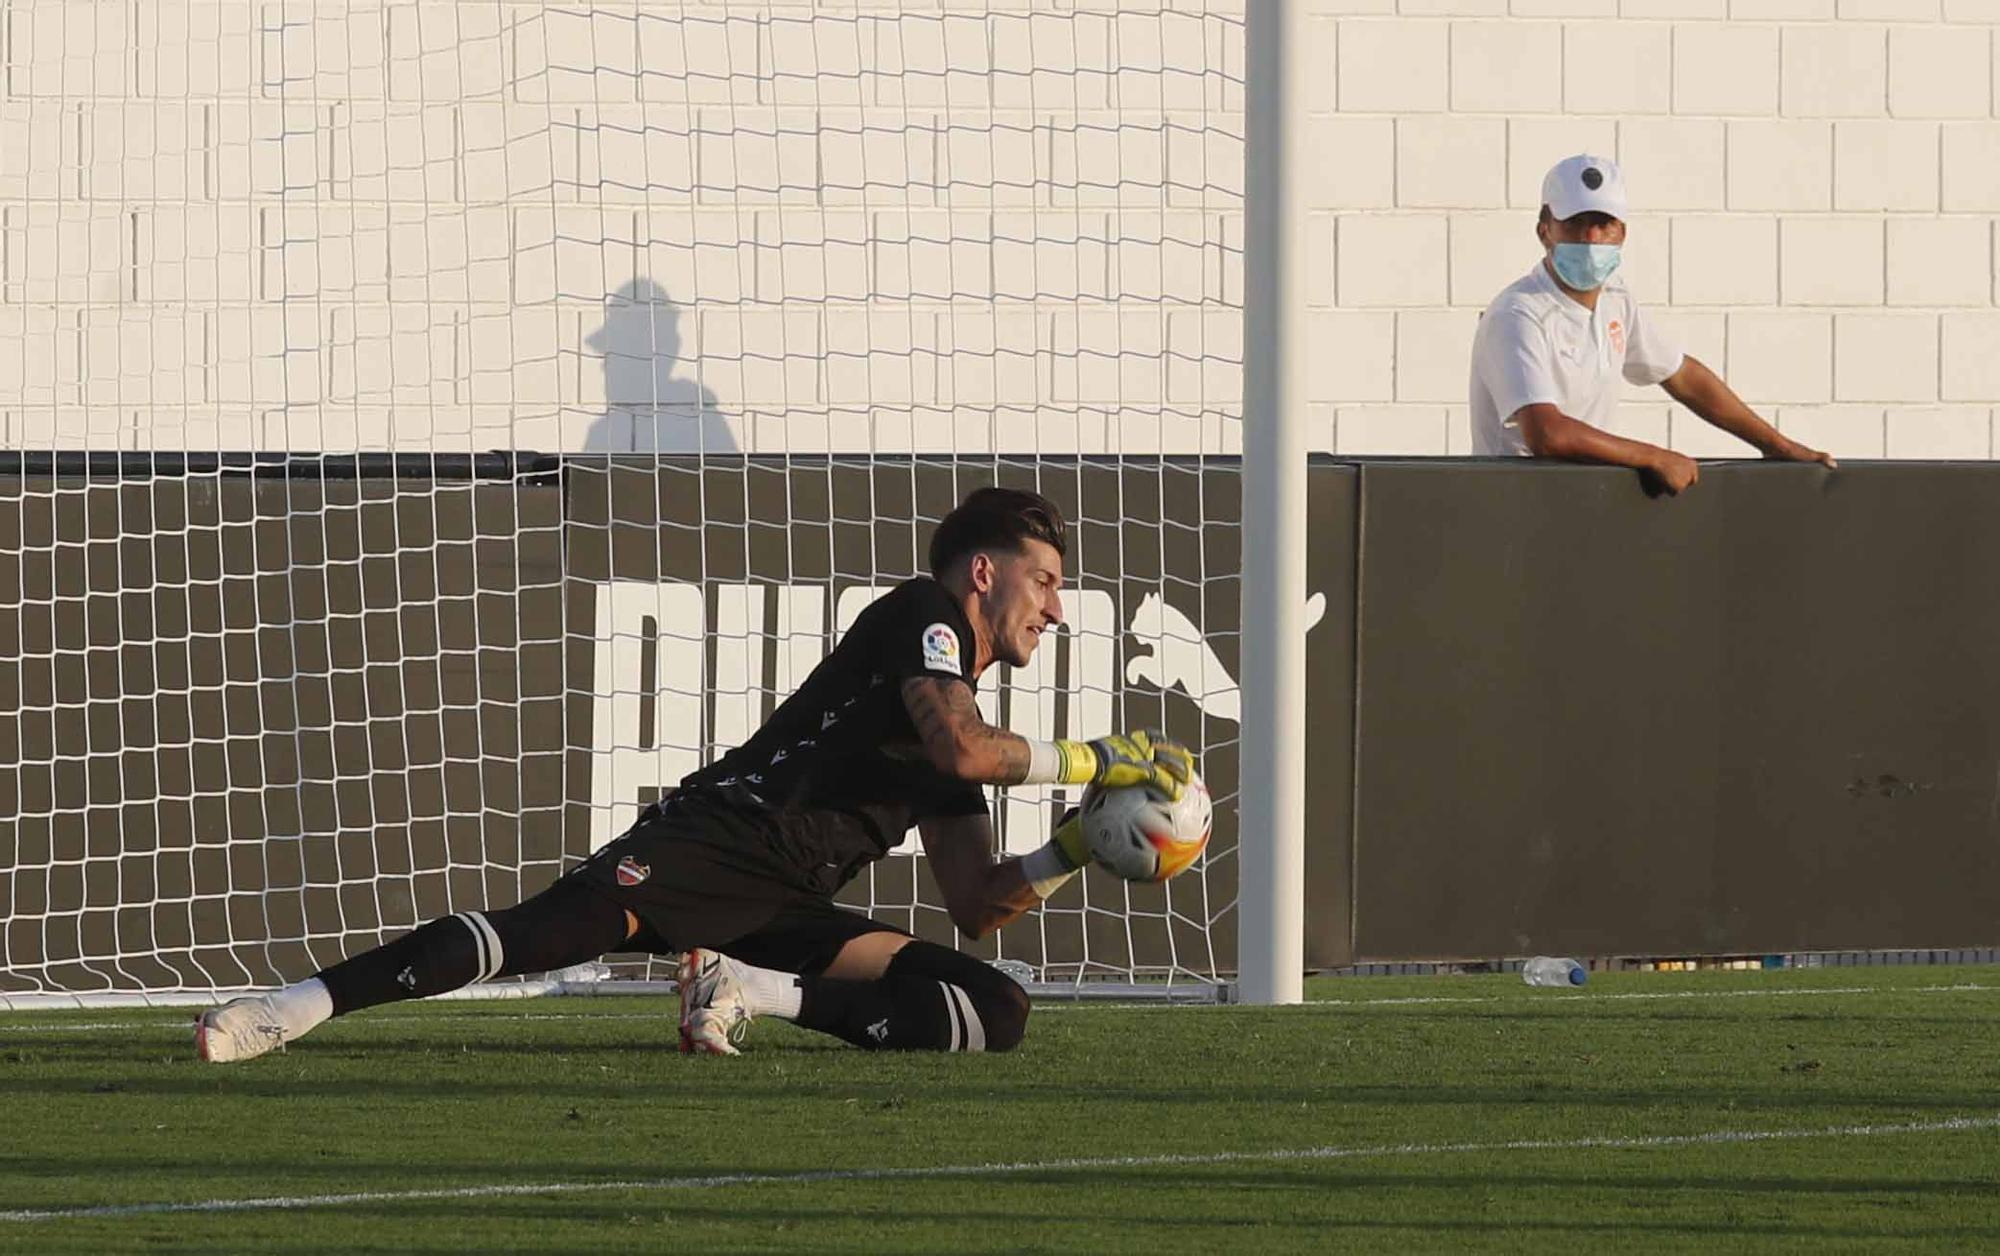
794, 941, 1031, 1052
316, 914, 485, 1016
317, 878, 632, 1017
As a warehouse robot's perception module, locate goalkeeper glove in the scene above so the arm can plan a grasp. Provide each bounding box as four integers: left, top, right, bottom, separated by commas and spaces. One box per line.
1050, 804, 1090, 869
1055, 730, 1194, 801
1021, 805, 1089, 897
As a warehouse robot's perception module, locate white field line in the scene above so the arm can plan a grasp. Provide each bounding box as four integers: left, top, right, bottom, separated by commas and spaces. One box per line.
1, 981, 1993, 1035
4, 1113, 1998, 1224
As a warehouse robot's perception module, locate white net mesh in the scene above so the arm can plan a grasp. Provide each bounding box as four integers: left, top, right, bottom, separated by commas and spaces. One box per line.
0, 0, 1247, 1003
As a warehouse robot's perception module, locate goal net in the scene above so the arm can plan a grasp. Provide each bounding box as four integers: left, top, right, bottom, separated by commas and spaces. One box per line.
0, 0, 1248, 1007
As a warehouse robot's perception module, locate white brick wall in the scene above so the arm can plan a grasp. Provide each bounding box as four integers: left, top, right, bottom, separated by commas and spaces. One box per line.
1301, 4, 2000, 459
5, 1, 2000, 457
0, 1, 1255, 454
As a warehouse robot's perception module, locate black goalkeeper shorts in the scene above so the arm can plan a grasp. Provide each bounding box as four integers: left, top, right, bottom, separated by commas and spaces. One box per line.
562, 789, 905, 976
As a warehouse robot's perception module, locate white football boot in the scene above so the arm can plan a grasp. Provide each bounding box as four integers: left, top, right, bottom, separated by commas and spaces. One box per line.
194, 994, 294, 1064
677, 948, 752, 1055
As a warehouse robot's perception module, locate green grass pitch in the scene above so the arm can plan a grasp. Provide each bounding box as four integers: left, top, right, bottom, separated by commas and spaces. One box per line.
3, 967, 1997, 1253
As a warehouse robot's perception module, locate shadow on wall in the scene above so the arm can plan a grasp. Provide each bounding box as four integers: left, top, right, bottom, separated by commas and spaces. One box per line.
578, 279, 735, 453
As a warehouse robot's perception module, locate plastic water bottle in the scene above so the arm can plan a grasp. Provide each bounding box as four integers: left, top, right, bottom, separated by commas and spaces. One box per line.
1521, 957, 1587, 988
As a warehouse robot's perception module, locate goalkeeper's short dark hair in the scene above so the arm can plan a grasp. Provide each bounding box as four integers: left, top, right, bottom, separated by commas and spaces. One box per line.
928, 487, 1068, 577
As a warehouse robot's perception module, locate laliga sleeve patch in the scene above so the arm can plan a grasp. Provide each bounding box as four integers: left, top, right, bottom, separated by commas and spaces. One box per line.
921, 622, 963, 676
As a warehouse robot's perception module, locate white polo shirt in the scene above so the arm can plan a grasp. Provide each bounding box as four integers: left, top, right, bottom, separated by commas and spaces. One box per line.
1469, 263, 1684, 457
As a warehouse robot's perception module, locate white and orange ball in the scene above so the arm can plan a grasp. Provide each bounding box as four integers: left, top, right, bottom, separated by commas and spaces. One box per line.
1080, 771, 1212, 883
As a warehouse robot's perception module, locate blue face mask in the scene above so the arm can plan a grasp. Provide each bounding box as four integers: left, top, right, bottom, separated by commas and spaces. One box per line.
1550, 242, 1621, 291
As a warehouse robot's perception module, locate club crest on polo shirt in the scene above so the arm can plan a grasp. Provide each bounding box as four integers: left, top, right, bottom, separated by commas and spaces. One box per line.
1609, 318, 1626, 356
921, 622, 962, 675
616, 855, 650, 887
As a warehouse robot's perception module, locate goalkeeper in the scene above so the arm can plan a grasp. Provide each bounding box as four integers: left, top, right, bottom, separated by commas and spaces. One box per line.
197, 487, 1192, 1061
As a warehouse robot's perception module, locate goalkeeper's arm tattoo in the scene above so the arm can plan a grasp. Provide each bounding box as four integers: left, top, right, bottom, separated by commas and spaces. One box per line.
901, 677, 1032, 784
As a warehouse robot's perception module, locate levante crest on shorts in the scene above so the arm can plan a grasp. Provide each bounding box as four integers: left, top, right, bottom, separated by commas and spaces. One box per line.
616, 855, 651, 887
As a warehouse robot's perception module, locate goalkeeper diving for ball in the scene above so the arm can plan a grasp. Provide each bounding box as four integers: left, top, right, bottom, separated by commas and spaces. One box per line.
197, 487, 1193, 1062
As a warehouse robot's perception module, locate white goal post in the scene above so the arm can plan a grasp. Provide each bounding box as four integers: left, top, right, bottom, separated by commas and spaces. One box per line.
0, 0, 1304, 1010
1238, 0, 1305, 1006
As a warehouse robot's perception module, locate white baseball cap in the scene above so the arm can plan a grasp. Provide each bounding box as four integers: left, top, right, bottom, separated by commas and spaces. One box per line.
1541, 154, 1628, 222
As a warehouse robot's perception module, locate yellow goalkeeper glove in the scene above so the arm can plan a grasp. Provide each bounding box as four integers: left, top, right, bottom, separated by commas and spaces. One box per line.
1055, 730, 1194, 801
1021, 804, 1091, 895
1050, 804, 1090, 870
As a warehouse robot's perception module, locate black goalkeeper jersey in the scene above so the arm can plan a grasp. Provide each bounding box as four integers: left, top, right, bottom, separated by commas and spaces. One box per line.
678, 577, 990, 868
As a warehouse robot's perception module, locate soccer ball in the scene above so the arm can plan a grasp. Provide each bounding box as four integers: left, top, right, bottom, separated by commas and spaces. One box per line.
1080, 772, 1213, 883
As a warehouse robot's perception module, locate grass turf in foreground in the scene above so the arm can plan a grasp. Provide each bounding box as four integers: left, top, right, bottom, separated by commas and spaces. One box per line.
0, 966, 1995, 1253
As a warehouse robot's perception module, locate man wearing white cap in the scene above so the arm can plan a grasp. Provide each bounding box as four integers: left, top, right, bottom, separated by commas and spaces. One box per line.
1469, 154, 1833, 494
